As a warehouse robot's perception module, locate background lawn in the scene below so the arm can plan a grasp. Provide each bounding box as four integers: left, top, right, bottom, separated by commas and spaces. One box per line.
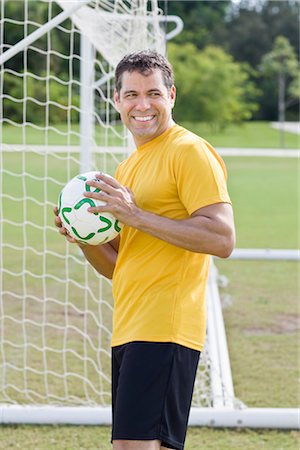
2, 120, 299, 149
0, 425, 299, 450
0, 122, 298, 449
184, 121, 299, 149
224, 156, 297, 248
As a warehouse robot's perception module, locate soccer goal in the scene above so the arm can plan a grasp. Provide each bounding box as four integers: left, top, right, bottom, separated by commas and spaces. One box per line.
0, 0, 297, 429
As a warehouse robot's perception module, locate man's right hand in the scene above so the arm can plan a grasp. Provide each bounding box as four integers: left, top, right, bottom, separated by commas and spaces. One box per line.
53, 206, 119, 278
53, 206, 78, 244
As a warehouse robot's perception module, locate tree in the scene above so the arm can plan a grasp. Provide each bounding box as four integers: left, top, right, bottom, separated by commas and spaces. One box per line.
161, 0, 299, 120
159, 0, 230, 49
261, 0, 299, 58
224, 8, 271, 68
168, 43, 259, 128
260, 36, 299, 147
3, 1, 80, 76
225, 0, 299, 67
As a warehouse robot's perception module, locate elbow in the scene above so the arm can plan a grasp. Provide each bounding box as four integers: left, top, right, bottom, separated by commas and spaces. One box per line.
106, 265, 116, 280
216, 230, 236, 259
101, 269, 114, 280
217, 245, 234, 259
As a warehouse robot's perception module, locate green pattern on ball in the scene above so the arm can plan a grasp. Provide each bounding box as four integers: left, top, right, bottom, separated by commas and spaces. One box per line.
61, 207, 72, 225
85, 182, 101, 193
60, 178, 118, 243
74, 198, 96, 209
98, 216, 112, 233
71, 226, 95, 241
57, 192, 62, 215
114, 220, 121, 232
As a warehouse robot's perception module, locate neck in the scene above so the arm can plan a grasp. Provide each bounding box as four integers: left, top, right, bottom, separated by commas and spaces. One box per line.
133, 119, 176, 148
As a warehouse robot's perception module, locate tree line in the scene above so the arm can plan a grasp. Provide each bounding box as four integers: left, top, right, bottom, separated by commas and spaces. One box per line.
2, 0, 299, 128
161, 0, 299, 127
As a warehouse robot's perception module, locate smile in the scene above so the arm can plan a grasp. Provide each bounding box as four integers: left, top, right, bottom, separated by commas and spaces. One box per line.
133, 115, 155, 122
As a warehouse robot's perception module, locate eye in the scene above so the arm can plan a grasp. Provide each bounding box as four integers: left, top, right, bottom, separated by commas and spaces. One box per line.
125, 93, 137, 99
149, 92, 160, 97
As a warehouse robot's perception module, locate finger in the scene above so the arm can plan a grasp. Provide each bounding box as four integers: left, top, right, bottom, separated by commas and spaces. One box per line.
66, 235, 77, 244
84, 190, 110, 202
95, 172, 120, 189
126, 186, 134, 196
59, 226, 68, 236
59, 226, 77, 244
53, 206, 58, 215
87, 203, 109, 214
86, 179, 114, 194
55, 215, 62, 227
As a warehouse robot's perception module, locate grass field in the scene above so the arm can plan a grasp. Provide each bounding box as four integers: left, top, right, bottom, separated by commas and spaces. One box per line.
2, 120, 299, 149
183, 121, 299, 149
0, 124, 299, 448
1, 255, 298, 449
216, 259, 298, 408
225, 157, 297, 248
0, 425, 299, 449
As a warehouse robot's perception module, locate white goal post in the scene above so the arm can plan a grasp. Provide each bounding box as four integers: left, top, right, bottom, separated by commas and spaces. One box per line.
0, 0, 298, 429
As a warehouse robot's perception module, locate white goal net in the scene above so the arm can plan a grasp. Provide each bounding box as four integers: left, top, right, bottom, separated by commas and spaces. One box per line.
0, 0, 235, 424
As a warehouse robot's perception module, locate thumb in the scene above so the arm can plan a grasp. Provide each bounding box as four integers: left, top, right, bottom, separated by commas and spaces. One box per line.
126, 186, 134, 196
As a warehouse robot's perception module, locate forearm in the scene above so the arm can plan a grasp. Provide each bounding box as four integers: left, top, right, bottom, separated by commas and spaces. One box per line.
78, 241, 118, 279
83, 175, 235, 258
133, 206, 235, 258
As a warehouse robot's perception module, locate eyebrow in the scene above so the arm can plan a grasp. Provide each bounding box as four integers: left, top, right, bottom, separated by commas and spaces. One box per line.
123, 90, 137, 95
123, 88, 163, 95
148, 89, 162, 94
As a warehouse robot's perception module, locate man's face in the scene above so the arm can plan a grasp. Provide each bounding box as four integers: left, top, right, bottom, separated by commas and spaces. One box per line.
114, 69, 176, 147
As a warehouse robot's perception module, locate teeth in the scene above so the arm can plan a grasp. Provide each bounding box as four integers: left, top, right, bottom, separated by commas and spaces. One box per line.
134, 116, 154, 122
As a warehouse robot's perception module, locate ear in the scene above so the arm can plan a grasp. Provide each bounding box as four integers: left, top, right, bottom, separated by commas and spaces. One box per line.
169, 85, 176, 108
114, 88, 120, 112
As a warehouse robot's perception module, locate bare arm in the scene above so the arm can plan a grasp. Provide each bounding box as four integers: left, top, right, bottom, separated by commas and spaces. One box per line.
77, 236, 119, 279
53, 206, 119, 279
131, 202, 235, 257
84, 174, 235, 258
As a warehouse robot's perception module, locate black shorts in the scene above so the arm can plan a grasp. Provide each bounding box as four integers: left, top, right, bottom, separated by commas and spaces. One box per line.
111, 341, 200, 450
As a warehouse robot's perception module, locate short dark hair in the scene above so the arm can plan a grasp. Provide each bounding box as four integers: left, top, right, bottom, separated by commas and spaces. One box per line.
115, 50, 174, 94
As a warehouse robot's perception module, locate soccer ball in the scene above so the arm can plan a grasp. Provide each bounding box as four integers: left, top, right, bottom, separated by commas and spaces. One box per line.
58, 171, 123, 245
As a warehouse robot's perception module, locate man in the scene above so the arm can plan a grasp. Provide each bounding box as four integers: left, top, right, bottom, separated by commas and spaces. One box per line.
54, 50, 235, 450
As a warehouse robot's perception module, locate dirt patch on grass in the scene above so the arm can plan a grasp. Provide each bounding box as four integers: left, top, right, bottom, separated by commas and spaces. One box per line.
244, 313, 300, 335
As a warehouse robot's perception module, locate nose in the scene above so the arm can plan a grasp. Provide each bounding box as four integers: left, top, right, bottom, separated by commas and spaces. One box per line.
134, 96, 151, 111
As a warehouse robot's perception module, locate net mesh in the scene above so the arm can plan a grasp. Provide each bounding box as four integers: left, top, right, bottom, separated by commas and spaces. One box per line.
56, 0, 165, 67
0, 0, 228, 411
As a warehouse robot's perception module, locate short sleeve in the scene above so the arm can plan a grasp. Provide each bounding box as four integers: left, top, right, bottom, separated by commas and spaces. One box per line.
174, 141, 231, 215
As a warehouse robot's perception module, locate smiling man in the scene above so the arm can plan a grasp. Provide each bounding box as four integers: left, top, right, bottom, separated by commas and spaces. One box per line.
114, 67, 176, 146
54, 50, 235, 450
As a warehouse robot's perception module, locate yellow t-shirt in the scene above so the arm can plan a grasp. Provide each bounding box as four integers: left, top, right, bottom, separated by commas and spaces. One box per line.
112, 124, 231, 351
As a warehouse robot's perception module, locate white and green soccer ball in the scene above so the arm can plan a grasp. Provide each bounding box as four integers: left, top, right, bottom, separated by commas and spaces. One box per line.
58, 171, 123, 245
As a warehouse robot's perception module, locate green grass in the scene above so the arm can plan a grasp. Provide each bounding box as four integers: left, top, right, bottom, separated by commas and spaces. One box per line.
2, 121, 299, 148
0, 144, 299, 448
215, 259, 298, 408
0, 258, 298, 449
0, 425, 299, 449
223, 157, 298, 248
182, 121, 299, 149
1, 123, 126, 146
